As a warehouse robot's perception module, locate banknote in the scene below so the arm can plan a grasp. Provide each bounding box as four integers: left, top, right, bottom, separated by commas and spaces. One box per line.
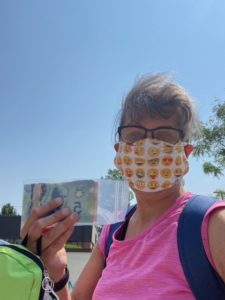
22, 180, 98, 227
22, 179, 130, 226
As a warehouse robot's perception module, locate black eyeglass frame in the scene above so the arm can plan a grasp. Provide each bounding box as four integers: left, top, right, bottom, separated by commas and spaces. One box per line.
117, 125, 184, 143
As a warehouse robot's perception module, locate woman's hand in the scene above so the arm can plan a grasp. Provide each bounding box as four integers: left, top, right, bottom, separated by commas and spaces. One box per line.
20, 198, 79, 282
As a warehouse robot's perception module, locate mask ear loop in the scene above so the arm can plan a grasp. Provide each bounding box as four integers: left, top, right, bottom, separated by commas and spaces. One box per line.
21, 234, 28, 247
21, 234, 42, 256
36, 236, 42, 256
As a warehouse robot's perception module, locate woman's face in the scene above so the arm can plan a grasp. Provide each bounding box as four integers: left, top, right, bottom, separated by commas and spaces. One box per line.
115, 117, 189, 196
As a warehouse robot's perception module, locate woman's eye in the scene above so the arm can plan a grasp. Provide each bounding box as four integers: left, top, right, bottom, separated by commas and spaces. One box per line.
154, 130, 178, 144
121, 127, 145, 143
126, 132, 143, 142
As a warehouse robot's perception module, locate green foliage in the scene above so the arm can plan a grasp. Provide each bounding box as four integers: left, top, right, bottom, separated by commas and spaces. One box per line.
213, 189, 225, 200
1, 203, 17, 216
103, 168, 123, 180
193, 100, 225, 178
65, 243, 81, 251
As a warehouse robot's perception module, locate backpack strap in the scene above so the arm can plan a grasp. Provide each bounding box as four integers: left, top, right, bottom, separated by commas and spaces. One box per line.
104, 204, 136, 260
177, 195, 225, 299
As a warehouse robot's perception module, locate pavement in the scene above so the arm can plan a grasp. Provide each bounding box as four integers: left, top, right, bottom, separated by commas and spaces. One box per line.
67, 252, 91, 289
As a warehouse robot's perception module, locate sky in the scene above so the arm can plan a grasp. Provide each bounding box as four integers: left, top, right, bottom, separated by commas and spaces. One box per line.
0, 0, 225, 214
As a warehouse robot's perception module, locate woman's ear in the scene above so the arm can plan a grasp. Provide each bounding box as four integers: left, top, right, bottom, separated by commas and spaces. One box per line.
114, 143, 119, 152
184, 144, 193, 157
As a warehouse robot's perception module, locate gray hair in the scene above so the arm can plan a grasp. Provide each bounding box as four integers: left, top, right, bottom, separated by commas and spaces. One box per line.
115, 74, 200, 142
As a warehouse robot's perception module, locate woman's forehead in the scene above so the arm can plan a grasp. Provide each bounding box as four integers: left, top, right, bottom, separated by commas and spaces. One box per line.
123, 115, 180, 128
121, 100, 185, 127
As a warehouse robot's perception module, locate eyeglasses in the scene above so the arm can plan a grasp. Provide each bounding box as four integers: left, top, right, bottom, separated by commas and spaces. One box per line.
118, 125, 184, 144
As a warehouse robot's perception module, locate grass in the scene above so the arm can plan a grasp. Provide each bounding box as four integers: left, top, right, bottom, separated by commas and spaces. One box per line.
65, 243, 93, 252
65, 243, 81, 251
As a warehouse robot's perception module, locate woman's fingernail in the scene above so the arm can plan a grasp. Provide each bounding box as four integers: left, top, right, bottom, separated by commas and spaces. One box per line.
61, 208, 69, 216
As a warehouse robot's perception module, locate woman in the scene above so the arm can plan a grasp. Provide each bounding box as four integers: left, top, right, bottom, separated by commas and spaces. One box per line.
21, 74, 225, 299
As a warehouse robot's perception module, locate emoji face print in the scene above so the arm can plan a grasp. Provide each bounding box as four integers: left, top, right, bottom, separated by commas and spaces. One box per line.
148, 147, 160, 157
162, 156, 173, 166
147, 169, 159, 180
174, 168, 183, 177
136, 168, 145, 179
161, 181, 172, 189
175, 155, 182, 165
147, 158, 160, 167
124, 168, 134, 178
135, 180, 145, 190
114, 139, 189, 192
123, 156, 132, 166
163, 145, 173, 154
147, 180, 159, 190
135, 157, 145, 166
114, 156, 122, 166
175, 145, 183, 153
134, 146, 145, 156
160, 168, 172, 179
135, 140, 145, 146
124, 144, 132, 154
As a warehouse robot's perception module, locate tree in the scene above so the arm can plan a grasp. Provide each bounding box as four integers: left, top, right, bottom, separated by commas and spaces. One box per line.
213, 189, 225, 200
1, 203, 17, 216
103, 168, 123, 180
193, 100, 225, 177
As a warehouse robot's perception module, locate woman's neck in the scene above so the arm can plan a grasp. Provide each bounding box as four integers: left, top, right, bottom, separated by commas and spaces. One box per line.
133, 185, 186, 224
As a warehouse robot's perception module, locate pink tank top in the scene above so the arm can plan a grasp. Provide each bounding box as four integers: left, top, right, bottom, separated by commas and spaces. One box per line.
93, 192, 225, 300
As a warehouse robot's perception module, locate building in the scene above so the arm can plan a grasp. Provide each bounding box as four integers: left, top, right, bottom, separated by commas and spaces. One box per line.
0, 215, 98, 251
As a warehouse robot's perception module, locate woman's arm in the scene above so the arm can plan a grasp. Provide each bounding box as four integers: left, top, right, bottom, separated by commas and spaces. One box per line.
72, 242, 105, 300
208, 208, 225, 282
55, 243, 105, 300
56, 285, 72, 300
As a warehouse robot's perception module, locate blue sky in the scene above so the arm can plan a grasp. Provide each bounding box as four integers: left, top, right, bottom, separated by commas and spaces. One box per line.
0, 0, 225, 214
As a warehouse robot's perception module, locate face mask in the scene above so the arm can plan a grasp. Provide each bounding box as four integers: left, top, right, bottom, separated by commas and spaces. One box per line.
114, 138, 189, 192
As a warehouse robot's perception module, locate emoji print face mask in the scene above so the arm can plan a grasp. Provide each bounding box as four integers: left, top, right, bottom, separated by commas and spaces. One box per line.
114, 138, 189, 192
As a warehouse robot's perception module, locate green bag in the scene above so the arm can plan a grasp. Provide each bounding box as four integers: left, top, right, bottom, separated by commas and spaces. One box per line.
0, 240, 58, 300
